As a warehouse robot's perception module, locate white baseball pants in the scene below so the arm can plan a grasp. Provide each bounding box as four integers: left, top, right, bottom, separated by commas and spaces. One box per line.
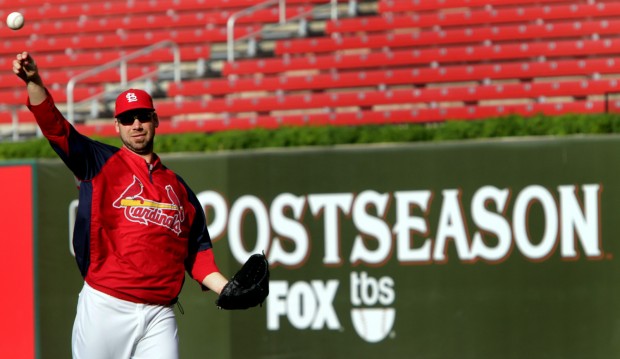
72, 282, 179, 359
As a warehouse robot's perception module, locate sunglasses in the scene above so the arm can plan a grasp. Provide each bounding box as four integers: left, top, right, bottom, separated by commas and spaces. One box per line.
117, 111, 155, 126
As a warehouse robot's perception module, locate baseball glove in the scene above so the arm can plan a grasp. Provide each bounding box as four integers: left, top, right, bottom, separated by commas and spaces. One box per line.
216, 252, 270, 310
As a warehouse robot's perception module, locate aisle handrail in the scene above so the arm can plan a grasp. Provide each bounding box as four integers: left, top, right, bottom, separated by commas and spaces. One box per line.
227, 0, 339, 63
66, 40, 181, 124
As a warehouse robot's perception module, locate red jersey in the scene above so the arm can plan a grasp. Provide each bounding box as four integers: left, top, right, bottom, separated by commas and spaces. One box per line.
29, 91, 219, 305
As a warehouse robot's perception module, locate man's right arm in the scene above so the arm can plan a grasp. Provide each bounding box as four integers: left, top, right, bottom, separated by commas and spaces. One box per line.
13, 51, 118, 181
13, 51, 77, 156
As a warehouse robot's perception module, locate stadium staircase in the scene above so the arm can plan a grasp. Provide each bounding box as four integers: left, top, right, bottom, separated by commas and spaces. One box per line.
0, 0, 620, 140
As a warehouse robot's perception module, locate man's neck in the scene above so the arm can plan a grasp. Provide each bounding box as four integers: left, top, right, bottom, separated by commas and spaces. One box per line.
124, 146, 154, 163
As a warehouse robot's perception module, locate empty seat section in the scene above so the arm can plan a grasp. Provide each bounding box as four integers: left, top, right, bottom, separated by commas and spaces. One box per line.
0, 26, 258, 55
327, 2, 620, 34
225, 38, 620, 75
156, 78, 620, 118
1, 6, 314, 40
0, 65, 157, 88
174, 57, 620, 96
75, 95, 611, 135
376, 0, 585, 13
142, 100, 604, 135
277, 18, 620, 55
0, 86, 104, 105
0, 0, 266, 21
0, 0, 128, 7
0, 46, 210, 72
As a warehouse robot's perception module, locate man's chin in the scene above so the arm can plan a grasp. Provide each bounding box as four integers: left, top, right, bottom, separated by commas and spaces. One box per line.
133, 145, 152, 154
124, 141, 152, 155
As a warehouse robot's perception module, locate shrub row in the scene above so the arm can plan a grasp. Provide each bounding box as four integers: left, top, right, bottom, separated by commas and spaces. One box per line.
2, 112, 620, 159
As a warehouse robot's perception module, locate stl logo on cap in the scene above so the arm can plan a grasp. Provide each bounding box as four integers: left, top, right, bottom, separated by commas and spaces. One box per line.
125, 92, 139, 103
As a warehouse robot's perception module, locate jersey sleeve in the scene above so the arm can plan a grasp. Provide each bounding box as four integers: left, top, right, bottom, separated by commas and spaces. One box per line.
27, 89, 118, 180
182, 179, 220, 285
27, 89, 71, 153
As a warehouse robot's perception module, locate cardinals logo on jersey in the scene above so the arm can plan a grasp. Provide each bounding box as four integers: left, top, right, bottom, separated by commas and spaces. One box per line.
113, 175, 185, 235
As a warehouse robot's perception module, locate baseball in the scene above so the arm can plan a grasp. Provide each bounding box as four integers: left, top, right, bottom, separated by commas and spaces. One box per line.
6, 12, 24, 30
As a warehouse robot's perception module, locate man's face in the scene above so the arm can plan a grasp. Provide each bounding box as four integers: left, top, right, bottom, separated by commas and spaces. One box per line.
114, 110, 159, 156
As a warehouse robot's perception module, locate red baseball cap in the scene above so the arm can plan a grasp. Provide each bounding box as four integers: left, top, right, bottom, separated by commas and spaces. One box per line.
114, 89, 155, 117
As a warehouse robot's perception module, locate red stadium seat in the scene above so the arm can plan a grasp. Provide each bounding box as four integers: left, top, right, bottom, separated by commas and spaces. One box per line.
0, 0, 336, 21
155, 78, 620, 119
224, 38, 620, 75
330, 100, 604, 125
276, 18, 620, 55
0, 108, 36, 124
0, 85, 104, 105
1, 7, 314, 40
377, 0, 582, 13
0, 26, 257, 55
327, 2, 620, 34
0, 0, 262, 21
0, 45, 210, 70
169, 99, 607, 131
73, 97, 608, 135
0, 65, 158, 88
174, 57, 620, 96
0, 0, 128, 6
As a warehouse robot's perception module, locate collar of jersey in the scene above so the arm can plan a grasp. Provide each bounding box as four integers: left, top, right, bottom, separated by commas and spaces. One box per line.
120, 146, 162, 171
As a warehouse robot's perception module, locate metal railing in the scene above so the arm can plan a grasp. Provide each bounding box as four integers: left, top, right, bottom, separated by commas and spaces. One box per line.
226, 0, 339, 63
4, 106, 22, 142
66, 40, 181, 124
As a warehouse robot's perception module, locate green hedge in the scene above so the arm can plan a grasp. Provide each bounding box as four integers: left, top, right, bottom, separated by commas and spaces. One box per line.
2, 112, 620, 159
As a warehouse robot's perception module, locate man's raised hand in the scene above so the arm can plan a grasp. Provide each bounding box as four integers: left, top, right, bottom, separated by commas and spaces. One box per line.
13, 52, 40, 84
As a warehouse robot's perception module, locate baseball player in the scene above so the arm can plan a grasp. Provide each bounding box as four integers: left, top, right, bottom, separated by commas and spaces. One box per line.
13, 51, 230, 359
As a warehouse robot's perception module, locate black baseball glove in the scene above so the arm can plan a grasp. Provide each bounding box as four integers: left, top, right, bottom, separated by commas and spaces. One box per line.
216, 252, 270, 310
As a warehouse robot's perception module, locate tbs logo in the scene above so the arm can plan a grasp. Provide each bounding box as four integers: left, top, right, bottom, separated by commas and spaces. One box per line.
350, 272, 396, 343
267, 272, 396, 343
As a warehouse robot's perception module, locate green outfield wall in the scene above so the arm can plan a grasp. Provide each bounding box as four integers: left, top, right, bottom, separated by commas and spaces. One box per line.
6, 135, 620, 358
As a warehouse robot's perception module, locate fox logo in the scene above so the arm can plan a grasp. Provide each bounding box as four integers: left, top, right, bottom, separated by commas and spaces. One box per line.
113, 176, 185, 235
